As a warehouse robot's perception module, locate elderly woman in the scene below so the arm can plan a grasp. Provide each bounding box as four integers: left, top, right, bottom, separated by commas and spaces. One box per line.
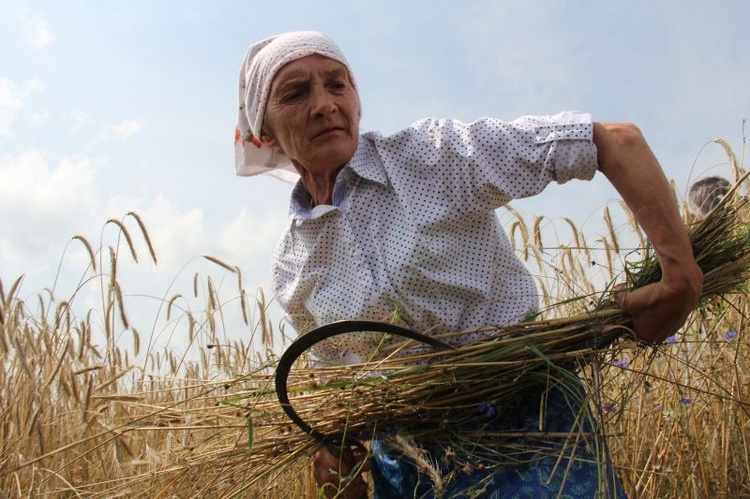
235, 31, 702, 498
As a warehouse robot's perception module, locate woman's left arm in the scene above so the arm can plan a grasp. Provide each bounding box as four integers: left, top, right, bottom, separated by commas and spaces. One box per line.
593, 122, 703, 344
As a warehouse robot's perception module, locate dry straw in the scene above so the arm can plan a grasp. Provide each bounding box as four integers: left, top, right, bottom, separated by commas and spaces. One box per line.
269, 174, 750, 429
2, 152, 749, 497
81, 172, 748, 497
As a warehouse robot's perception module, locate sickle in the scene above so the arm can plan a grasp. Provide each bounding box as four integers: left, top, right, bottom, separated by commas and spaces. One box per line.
274, 320, 455, 444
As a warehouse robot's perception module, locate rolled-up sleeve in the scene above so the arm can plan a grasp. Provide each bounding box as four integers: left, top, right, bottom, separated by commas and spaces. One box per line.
520, 111, 597, 184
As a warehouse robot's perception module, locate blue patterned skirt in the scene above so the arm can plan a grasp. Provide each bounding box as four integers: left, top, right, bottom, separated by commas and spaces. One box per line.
369, 378, 627, 498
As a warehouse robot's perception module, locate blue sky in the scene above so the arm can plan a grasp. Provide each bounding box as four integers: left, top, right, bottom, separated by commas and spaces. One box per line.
1, 1, 748, 354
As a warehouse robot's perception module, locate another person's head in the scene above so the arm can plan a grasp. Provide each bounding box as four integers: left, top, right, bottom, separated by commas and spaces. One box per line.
235, 31, 361, 180
688, 175, 731, 217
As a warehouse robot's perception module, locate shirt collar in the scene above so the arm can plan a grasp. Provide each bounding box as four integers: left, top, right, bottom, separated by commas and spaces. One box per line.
347, 133, 388, 186
289, 134, 388, 218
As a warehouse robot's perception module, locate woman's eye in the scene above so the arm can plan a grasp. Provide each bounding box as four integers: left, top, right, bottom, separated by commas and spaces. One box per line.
282, 90, 303, 102
277, 83, 309, 103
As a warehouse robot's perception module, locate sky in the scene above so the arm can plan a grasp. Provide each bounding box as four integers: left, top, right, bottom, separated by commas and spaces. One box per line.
1, 1, 749, 358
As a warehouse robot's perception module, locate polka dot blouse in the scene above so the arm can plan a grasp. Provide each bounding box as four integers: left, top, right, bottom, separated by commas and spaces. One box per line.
271, 111, 598, 364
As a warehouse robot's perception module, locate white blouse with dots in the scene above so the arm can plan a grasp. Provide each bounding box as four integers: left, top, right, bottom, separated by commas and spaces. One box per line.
271, 111, 598, 364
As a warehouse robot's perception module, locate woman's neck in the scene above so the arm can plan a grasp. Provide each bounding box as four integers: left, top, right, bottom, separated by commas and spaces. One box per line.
299, 166, 342, 207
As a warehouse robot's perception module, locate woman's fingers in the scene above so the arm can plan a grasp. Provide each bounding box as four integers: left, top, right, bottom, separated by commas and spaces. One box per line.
313, 444, 370, 498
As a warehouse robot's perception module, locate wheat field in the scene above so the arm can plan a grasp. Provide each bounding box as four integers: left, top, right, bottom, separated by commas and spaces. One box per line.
1, 142, 748, 498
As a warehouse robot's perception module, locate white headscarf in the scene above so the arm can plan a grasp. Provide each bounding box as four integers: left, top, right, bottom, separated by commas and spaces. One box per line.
234, 31, 358, 181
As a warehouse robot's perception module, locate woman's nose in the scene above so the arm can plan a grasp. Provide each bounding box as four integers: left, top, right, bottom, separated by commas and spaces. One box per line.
309, 86, 335, 117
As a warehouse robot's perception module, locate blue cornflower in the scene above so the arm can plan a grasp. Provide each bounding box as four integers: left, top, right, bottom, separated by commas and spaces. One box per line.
602, 402, 618, 414
723, 330, 738, 341
614, 359, 629, 368
678, 397, 692, 405
477, 402, 496, 419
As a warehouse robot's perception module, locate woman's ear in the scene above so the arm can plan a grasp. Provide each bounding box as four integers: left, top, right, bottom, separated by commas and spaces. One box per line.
260, 127, 279, 148
261, 132, 278, 148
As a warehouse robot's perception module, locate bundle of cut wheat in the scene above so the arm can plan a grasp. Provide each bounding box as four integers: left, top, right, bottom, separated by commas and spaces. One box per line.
269, 176, 750, 443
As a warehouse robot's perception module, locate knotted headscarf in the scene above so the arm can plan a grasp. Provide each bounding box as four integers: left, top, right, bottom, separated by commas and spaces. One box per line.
234, 31, 358, 181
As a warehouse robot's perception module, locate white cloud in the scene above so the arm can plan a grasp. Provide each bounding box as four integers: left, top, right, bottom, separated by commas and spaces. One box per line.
109, 120, 145, 139
29, 108, 50, 126
94, 120, 145, 142
99, 194, 286, 310
16, 8, 55, 49
105, 194, 206, 275
0, 77, 43, 137
216, 208, 287, 265
100, 196, 284, 278
0, 150, 96, 210
0, 150, 97, 271
66, 111, 93, 133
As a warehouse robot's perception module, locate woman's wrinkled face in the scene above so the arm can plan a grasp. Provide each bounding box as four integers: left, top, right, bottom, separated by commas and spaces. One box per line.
262, 54, 360, 177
